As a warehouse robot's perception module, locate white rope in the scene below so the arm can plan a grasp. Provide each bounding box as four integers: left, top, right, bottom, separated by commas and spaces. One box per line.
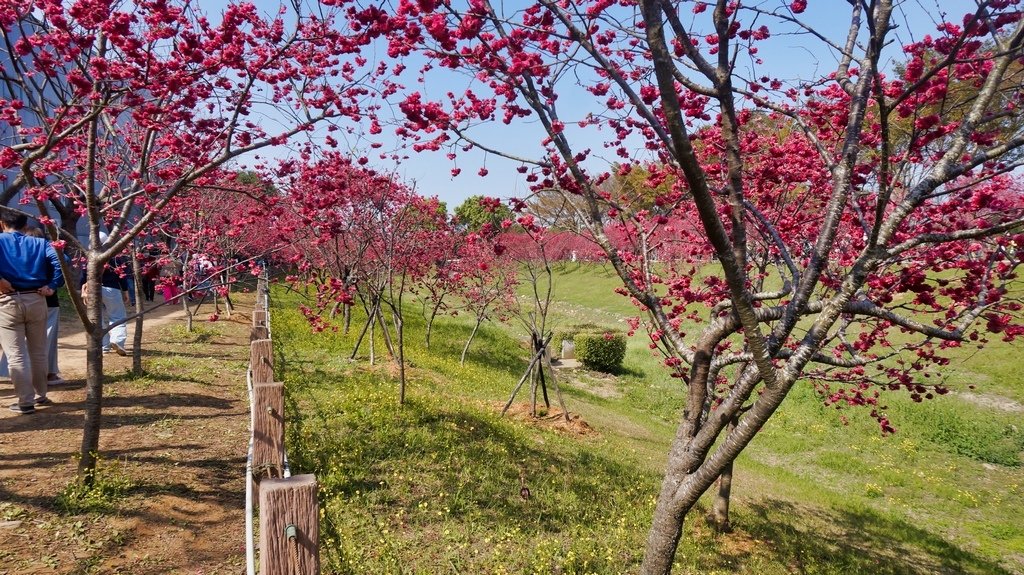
246, 274, 264, 575
245, 363, 256, 575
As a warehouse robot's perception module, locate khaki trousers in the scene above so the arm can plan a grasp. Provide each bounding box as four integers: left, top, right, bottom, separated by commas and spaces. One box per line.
0, 292, 48, 407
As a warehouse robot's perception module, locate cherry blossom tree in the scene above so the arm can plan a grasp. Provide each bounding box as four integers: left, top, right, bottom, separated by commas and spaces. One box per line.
452, 237, 518, 364
156, 172, 279, 330
0, 0, 389, 481
361, 1, 1024, 572
287, 154, 449, 402
415, 254, 460, 348
373, 194, 449, 402
497, 214, 574, 419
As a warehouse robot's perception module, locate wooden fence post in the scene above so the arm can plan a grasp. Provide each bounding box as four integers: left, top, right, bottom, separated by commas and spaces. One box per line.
259, 475, 319, 575
251, 325, 270, 341
251, 339, 274, 384
258, 282, 270, 310
252, 382, 285, 479
253, 309, 268, 327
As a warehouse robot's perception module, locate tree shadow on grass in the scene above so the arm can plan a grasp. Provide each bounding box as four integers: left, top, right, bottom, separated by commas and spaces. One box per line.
719, 498, 1014, 575
0, 452, 242, 513
137, 348, 240, 361
411, 319, 529, 378
285, 374, 650, 536
282, 364, 1017, 575
104, 369, 206, 386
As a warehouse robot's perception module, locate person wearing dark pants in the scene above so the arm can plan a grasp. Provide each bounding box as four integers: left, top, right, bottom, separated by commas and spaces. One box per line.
141, 255, 159, 302
0, 213, 64, 415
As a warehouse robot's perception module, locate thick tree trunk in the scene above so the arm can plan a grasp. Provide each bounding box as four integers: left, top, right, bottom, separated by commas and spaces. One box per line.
79, 264, 105, 484
424, 300, 444, 349
131, 248, 145, 376
640, 374, 800, 574
642, 482, 690, 575
541, 351, 570, 422
502, 347, 545, 416
343, 303, 351, 334
460, 317, 483, 365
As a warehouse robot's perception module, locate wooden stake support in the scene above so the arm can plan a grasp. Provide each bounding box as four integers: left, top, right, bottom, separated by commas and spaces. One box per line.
251, 339, 274, 384
259, 474, 319, 575
253, 309, 268, 327
252, 382, 285, 479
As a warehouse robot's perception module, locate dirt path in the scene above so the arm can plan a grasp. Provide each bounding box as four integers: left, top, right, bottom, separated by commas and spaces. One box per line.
0, 297, 253, 574
50, 300, 190, 379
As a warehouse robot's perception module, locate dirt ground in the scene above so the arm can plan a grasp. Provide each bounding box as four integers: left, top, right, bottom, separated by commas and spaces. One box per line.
0, 296, 253, 574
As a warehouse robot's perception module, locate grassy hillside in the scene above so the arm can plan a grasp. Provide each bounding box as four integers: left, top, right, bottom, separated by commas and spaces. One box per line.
274, 264, 1024, 574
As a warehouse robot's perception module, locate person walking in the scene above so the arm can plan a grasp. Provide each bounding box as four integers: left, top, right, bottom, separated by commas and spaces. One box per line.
141, 253, 159, 302
23, 227, 64, 384
159, 256, 183, 303
81, 232, 130, 356
0, 226, 65, 385
0, 212, 64, 415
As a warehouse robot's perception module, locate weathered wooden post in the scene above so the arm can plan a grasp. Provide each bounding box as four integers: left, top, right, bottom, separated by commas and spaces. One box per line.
258, 279, 270, 310
252, 381, 285, 479
251, 339, 274, 384
251, 325, 270, 341
259, 475, 319, 575
252, 309, 270, 341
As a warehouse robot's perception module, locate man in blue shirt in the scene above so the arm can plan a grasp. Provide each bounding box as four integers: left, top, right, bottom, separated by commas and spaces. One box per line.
0, 212, 64, 415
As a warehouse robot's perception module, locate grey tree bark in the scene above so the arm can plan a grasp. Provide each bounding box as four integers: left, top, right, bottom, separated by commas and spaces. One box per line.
131, 244, 145, 376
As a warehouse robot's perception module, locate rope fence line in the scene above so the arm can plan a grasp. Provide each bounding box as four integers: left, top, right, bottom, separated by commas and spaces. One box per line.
245, 273, 319, 575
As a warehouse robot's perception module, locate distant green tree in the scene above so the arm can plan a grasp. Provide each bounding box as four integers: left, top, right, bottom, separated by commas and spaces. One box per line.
234, 170, 278, 196
454, 194, 511, 232
525, 187, 587, 231
602, 163, 677, 215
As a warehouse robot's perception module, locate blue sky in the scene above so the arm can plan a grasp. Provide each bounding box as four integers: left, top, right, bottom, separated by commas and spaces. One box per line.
207, 0, 976, 210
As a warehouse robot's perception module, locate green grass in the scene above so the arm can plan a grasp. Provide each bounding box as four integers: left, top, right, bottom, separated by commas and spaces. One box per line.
55, 459, 139, 515
277, 305, 656, 574
274, 264, 1024, 574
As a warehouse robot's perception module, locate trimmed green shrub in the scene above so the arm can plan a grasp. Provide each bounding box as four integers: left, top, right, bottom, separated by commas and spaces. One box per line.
574, 331, 627, 373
